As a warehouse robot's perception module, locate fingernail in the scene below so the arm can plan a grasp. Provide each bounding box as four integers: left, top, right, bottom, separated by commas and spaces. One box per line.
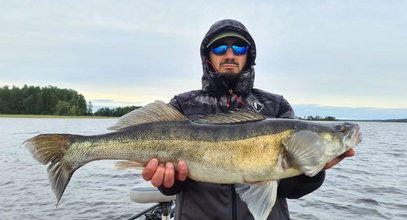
150, 159, 158, 165
179, 163, 185, 169
178, 161, 186, 170
166, 162, 174, 168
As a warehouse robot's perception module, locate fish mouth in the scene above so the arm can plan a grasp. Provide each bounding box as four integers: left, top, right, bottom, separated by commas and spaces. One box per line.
343, 124, 362, 149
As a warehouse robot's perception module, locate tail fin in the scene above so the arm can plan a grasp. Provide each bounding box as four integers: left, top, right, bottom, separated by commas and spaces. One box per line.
25, 134, 80, 205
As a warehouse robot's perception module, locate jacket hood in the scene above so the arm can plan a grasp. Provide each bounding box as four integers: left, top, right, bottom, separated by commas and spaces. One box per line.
200, 19, 257, 96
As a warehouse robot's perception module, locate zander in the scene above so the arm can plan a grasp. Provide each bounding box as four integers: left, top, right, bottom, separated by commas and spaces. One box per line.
25, 100, 362, 220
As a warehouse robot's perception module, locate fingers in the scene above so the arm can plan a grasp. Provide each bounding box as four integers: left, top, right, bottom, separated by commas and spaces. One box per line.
142, 158, 158, 181
141, 159, 188, 188
324, 157, 343, 170
163, 162, 175, 188
151, 164, 165, 187
176, 160, 188, 181
324, 149, 357, 170
341, 149, 356, 158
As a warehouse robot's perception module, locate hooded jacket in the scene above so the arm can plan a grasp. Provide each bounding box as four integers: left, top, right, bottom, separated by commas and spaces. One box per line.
159, 19, 325, 220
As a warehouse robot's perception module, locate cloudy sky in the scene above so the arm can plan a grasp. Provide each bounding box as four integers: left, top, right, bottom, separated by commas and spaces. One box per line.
1, 0, 406, 119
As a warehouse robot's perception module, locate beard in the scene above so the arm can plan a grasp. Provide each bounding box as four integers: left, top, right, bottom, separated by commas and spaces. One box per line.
219, 72, 241, 89
218, 60, 242, 88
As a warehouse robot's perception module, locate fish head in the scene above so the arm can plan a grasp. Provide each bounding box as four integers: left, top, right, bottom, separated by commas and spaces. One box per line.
338, 122, 362, 150
283, 121, 362, 176
294, 121, 362, 150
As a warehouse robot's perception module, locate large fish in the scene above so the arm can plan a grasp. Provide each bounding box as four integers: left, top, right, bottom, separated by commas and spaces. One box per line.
25, 101, 361, 220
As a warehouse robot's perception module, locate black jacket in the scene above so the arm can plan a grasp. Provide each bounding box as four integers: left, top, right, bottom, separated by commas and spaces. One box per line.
159, 19, 325, 220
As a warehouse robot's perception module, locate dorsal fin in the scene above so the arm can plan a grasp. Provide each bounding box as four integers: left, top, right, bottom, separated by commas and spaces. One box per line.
108, 100, 187, 130
192, 109, 266, 124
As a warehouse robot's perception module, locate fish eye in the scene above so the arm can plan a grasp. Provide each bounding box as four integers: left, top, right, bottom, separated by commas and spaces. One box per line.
335, 124, 345, 132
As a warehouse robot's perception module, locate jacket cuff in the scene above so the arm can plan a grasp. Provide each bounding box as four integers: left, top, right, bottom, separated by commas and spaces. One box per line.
157, 179, 186, 196
294, 171, 326, 183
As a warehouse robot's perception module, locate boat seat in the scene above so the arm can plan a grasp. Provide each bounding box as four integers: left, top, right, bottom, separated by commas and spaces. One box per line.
130, 187, 176, 203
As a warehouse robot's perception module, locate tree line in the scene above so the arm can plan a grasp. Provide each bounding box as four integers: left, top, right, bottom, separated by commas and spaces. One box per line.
0, 85, 342, 119
94, 106, 140, 117
297, 115, 337, 121
0, 85, 89, 116
0, 85, 140, 117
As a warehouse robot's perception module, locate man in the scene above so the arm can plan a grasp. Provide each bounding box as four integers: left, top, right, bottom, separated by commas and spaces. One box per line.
142, 19, 355, 219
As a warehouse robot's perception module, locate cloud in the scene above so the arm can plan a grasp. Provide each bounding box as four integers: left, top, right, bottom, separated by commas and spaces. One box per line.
1, 0, 407, 119
91, 99, 115, 103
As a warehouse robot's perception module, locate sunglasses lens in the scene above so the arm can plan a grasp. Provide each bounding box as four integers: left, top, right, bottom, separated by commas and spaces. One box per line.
211, 45, 248, 56
211, 45, 228, 55
232, 45, 248, 55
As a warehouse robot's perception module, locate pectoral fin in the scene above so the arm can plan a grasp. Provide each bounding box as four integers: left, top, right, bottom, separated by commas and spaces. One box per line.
235, 180, 278, 220
283, 130, 328, 177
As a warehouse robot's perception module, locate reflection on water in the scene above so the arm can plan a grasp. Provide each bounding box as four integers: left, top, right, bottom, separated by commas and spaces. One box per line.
1, 118, 406, 220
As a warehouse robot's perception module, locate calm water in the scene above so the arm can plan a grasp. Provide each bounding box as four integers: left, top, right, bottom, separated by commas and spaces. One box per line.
0, 118, 406, 220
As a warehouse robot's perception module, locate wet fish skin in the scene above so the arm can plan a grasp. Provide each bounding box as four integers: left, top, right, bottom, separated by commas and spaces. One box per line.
25, 101, 362, 220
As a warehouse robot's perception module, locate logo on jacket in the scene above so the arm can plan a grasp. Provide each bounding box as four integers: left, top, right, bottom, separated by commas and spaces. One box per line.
251, 101, 264, 112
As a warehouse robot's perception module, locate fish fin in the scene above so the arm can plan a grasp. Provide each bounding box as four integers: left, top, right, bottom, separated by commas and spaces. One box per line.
283, 130, 328, 177
193, 109, 266, 124
235, 180, 278, 220
25, 134, 80, 205
108, 100, 187, 131
114, 160, 145, 170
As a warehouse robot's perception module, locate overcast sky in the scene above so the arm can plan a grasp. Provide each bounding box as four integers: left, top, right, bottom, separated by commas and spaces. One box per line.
1, 0, 406, 119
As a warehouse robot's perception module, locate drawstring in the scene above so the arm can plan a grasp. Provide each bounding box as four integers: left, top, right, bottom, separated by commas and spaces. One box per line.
203, 60, 218, 72
228, 89, 245, 106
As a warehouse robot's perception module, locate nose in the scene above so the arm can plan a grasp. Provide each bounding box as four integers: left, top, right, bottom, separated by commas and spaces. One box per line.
224, 47, 235, 58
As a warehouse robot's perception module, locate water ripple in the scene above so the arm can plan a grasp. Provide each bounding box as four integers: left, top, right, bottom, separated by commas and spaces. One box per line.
1, 119, 407, 220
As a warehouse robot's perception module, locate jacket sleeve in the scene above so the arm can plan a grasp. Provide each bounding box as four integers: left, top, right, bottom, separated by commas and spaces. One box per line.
169, 97, 184, 113
276, 96, 326, 198
277, 97, 296, 119
278, 171, 325, 198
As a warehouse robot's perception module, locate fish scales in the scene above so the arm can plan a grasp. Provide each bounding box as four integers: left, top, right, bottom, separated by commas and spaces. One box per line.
62, 120, 297, 183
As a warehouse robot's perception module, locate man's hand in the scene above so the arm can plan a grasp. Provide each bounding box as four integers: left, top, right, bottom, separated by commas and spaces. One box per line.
324, 149, 356, 170
142, 158, 188, 188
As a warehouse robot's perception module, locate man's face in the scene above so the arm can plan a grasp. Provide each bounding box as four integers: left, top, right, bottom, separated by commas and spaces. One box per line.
209, 37, 248, 75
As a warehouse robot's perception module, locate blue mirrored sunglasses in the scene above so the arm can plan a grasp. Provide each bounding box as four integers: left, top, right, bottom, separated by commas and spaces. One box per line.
211, 44, 248, 56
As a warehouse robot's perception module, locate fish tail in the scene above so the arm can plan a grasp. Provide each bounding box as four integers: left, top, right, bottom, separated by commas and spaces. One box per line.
25, 134, 81, 205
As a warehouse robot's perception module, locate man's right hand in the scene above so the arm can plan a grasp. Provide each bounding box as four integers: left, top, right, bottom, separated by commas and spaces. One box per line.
142, 158, 188, 188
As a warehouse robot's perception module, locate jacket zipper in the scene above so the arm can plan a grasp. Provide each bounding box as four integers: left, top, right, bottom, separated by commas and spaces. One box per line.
227, 90, 245, 109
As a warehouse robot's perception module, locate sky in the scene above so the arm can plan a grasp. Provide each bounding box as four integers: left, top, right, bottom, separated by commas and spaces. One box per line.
1, 0, 406, 120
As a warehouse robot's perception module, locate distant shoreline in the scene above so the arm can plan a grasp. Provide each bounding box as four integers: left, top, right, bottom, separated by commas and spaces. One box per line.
0, 114, 115, 119
303, 118, 407, 123
339, 119, 407, 123
1, 114, 405, 122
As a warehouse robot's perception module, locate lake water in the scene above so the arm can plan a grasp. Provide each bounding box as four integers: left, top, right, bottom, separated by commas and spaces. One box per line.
0, 118, 406, 220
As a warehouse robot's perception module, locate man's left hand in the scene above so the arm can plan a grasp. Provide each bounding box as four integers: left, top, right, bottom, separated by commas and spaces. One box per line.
324, 149, 356, 170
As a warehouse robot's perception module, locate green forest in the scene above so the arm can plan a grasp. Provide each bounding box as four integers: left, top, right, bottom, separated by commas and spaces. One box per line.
4, 85, 403, 121
0, 85, 139, 116
93, 106, 140, 117
0, 85, 88, 115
